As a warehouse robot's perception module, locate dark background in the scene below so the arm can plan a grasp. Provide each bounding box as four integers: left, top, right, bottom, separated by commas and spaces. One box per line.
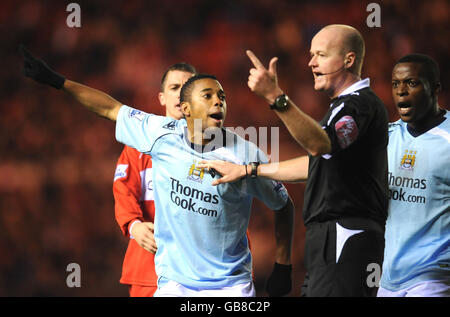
0, 0, 448, 296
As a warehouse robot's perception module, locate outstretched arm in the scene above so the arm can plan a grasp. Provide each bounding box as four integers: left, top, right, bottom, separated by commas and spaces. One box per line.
19, 45, 121, 121
62, 80, 122, 121
198, 155, 309, 185
246, 50, 331, 156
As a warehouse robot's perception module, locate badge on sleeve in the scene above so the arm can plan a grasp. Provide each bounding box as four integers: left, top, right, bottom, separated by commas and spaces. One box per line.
128, 109, 145, 121
114, 164, 129, 181
335, 115, 359, 149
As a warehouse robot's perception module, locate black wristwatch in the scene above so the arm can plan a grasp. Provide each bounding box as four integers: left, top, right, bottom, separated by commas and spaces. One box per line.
270, 94, 289, 111
250, 162, 260, 178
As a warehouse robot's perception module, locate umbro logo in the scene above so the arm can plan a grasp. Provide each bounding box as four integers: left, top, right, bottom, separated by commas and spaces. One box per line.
163, 121, 176, 130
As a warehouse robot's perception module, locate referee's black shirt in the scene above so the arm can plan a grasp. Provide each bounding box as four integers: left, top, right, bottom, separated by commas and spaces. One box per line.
303, 80, 388, 226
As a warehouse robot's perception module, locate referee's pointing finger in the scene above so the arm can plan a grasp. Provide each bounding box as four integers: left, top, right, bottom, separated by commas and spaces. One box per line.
246, 50, 265, 70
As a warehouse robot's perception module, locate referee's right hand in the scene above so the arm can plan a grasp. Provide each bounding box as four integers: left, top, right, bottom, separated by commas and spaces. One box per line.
246, 50, 283, 105
19, 44, 65, 89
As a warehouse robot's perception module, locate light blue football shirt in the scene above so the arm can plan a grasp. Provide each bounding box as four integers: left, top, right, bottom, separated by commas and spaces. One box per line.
116, 105, 289, 289
381, 111, 450, 291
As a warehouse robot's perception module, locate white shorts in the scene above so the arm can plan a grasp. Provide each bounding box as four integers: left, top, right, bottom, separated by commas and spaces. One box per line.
154, 279, 255, 297
377, 280, 450, 297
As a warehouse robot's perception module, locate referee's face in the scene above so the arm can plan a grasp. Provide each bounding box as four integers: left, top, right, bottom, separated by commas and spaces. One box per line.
309, 28, 347, 96
159, 70, 194, 120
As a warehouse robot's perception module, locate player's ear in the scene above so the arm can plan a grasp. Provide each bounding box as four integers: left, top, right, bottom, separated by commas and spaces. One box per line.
434, 82, 441, 95
181, 101, 190, 117
158, 92, 166, 107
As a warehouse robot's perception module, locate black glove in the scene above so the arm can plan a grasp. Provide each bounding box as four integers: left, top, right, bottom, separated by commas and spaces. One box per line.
265, 262, 292, 297
19, 44, 65, 89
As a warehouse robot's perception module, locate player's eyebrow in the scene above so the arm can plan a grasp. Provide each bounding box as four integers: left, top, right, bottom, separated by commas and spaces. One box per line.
200, 88, 213, 93
392, 76, 417, 81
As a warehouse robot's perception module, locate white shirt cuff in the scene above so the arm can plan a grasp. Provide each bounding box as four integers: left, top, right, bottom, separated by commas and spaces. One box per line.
129, 220, 142, 239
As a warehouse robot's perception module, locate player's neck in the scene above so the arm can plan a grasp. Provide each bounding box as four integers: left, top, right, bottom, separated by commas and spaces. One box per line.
407, 106, 445, 135
186, 127, 213, 146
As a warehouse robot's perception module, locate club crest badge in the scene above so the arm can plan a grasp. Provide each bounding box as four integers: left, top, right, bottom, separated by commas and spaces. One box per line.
187, 160, 205, 183
400, 150, 417, 170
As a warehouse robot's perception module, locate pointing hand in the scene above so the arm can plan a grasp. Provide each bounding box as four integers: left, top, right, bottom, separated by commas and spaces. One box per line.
246, 50, 283, 104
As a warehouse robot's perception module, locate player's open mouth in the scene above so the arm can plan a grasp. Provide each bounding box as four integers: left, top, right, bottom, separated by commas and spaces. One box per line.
210, 112, 224, 121
397, 102, 412, 115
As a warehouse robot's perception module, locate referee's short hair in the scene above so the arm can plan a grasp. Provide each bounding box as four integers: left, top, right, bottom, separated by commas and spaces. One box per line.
396, 54, 440, 92
160, 63, 197, 92
323, 24, 365, 76
344, 29, 365, 76
180, 74, 218, 104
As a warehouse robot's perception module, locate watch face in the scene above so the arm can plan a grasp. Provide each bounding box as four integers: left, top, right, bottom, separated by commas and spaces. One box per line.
274, 95, 288, 110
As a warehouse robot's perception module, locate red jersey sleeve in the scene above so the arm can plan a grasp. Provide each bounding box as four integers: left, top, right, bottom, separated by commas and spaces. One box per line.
113, 146, 145, 237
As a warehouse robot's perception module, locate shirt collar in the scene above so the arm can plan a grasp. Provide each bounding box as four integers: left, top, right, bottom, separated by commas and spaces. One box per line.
338, 78, 370, 97
329, 78, 370, 107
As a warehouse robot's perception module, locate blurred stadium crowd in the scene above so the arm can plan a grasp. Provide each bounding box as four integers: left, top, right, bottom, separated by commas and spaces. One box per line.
0, 0, 448, 296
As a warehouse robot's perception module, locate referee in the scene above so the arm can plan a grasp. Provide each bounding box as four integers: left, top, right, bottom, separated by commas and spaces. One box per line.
201, 24, 388, 296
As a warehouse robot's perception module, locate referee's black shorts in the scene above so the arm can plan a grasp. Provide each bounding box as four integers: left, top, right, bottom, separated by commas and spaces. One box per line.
301, 217, 385, 297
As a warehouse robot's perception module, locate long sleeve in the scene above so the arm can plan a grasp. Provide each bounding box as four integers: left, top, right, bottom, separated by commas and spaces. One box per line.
113, 146, 145, 237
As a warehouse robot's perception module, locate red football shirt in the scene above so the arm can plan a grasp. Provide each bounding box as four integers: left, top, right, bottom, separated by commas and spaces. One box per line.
113, 146, 157, 286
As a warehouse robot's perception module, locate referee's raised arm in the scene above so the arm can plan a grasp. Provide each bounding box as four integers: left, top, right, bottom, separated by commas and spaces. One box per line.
246, 50, 332, 157
19, 44, 122, 121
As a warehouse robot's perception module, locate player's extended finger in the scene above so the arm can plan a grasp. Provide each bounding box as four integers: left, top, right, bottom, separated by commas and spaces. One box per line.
197, 163, 209, 171
148, 240, 158, 253
211, 177, 223, 186
143, 243, 156, 254
198, 160, 218, 170
268, 57, 278, 75
197, 160, 209, 166
246, 50, 265, 70
212, 174, 233, 186
142, 235, 156, 245
149, 246, 157, 254
199, 159, 221, 165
